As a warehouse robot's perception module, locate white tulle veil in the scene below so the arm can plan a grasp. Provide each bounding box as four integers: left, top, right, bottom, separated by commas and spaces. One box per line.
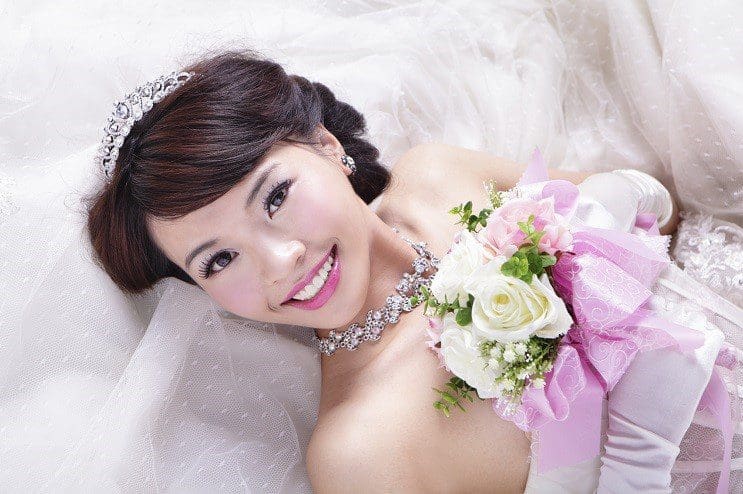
1, 0, 741, 491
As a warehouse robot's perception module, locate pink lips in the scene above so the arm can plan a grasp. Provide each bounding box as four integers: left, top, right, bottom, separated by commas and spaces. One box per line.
282, 245, 336, 304
281, 245, 341, 310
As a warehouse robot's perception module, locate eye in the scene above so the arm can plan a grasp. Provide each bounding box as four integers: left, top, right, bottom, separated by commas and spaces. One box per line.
263, 179, 292, 217
196, 179, 293, 280
198, 250, 237, 279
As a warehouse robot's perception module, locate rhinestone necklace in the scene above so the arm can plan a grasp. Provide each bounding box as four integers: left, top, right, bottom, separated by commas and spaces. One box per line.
312, 227, 440, 356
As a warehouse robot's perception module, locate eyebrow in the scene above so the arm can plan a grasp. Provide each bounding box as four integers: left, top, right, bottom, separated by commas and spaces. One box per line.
184, 161, 280, 271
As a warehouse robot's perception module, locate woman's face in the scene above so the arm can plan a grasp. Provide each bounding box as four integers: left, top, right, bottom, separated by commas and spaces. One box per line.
147, 128, 372, 329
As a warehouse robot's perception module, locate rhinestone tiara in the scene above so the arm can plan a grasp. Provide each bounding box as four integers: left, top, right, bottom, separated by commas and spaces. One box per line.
95, 70, 195, 180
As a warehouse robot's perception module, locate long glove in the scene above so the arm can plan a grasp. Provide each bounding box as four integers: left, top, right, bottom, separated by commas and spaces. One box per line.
572, 170, 721, 493
573, 169, 674, 232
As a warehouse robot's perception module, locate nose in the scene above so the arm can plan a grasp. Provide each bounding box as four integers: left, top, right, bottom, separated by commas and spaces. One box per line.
263, 239, 305, 287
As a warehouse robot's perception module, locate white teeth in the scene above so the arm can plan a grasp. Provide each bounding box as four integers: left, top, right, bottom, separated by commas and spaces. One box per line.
293, 254, 335, 301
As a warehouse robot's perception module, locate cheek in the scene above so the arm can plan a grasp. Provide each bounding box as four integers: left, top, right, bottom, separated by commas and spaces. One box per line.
291, 180, 348, 233
208, 279, 264, 317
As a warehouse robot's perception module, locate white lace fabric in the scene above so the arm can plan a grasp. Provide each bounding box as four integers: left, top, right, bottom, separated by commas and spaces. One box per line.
1, 0, 742, 492
667, 213, 743, 492
672, 213, 743, 309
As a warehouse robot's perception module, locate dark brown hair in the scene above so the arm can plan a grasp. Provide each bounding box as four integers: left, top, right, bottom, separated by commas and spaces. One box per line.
83, 48, 391, 295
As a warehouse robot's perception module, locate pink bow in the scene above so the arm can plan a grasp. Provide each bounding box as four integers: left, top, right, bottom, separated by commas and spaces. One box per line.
490, 148, 733, 493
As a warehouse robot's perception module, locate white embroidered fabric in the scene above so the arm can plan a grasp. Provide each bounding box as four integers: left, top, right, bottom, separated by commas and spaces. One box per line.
1, 0, 741, 492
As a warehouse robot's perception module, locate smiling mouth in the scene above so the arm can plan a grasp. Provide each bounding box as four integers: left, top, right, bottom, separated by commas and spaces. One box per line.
281, 244, 337, 304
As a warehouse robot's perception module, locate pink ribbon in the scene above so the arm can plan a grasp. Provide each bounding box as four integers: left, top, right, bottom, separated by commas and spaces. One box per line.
489, 148, 734, 491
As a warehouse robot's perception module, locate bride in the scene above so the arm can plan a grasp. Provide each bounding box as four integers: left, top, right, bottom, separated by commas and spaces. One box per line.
85, 48, 738, 493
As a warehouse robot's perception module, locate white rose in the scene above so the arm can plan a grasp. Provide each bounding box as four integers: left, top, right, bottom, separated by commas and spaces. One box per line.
430, 230, 489, 307
439, 314, 501, 399
463, 262, 573, 343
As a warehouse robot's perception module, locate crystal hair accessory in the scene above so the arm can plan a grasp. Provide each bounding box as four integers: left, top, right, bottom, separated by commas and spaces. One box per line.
313, 227, 439, 356
95, 70, 196, 180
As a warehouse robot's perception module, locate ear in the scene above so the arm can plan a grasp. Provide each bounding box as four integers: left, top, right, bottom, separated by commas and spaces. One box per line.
313, 123, 352, 176
314, 123, 345, 160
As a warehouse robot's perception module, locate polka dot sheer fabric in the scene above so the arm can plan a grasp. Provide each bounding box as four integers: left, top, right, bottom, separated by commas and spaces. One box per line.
1, 0, 741, 492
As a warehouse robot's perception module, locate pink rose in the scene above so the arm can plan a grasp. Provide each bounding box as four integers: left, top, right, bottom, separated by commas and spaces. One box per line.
424, 316, 447, 369
537, 222, 573, 256
481, 197, 572, 257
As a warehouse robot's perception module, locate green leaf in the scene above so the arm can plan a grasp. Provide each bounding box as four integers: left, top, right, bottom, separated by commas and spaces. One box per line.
526, 251, 543, 274
501, 262, 516, 277
432, 401, 451, 417
516, 255, 531, 276
441, 392, 458, 405
541, 255, 556, 267
530, 230, 545, 244
517, 215, 536, 235
455, 306, 472, 326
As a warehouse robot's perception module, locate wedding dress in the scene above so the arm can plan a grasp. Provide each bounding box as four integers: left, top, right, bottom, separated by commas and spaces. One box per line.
3, 0, 743, 492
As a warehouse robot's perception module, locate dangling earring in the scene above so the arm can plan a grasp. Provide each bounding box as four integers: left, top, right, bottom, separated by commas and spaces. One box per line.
341, 154, 356, 174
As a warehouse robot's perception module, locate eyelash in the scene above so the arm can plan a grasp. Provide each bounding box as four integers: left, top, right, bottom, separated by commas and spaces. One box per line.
197, 178, 293, 279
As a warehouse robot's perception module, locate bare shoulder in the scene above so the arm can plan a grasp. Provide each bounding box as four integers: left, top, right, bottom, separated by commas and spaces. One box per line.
384, 143, 525, 242
306, 411, 429, 494
306, 384, 530, 494
394, 142, 592, 192
393, 142, 520, 187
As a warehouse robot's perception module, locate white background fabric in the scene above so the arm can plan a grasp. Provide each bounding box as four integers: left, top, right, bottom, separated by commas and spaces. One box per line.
1, 1, 741, 492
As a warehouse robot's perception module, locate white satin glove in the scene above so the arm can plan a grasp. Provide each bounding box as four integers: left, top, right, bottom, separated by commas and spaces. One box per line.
572, 170, 719, 493
612, 169, 674, 230
595, 341, 721, 493
574, 169, 674, 233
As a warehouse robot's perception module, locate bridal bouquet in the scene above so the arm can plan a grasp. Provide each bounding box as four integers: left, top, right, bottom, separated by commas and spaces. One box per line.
418, 148, 711, 470
417, 150, 575, 417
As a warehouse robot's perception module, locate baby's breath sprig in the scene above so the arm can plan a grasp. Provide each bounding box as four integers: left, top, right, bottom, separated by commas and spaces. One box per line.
478, 335, 561, 402
432, 376, 481, 417
483, 178, 504, 209
449, 200, 492, 233
500, 214, 557, 283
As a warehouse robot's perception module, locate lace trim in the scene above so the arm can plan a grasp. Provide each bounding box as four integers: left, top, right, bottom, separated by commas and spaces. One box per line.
671, 211, 743, 308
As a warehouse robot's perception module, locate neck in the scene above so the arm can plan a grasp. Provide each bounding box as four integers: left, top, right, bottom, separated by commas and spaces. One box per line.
315, 215, 423, 381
